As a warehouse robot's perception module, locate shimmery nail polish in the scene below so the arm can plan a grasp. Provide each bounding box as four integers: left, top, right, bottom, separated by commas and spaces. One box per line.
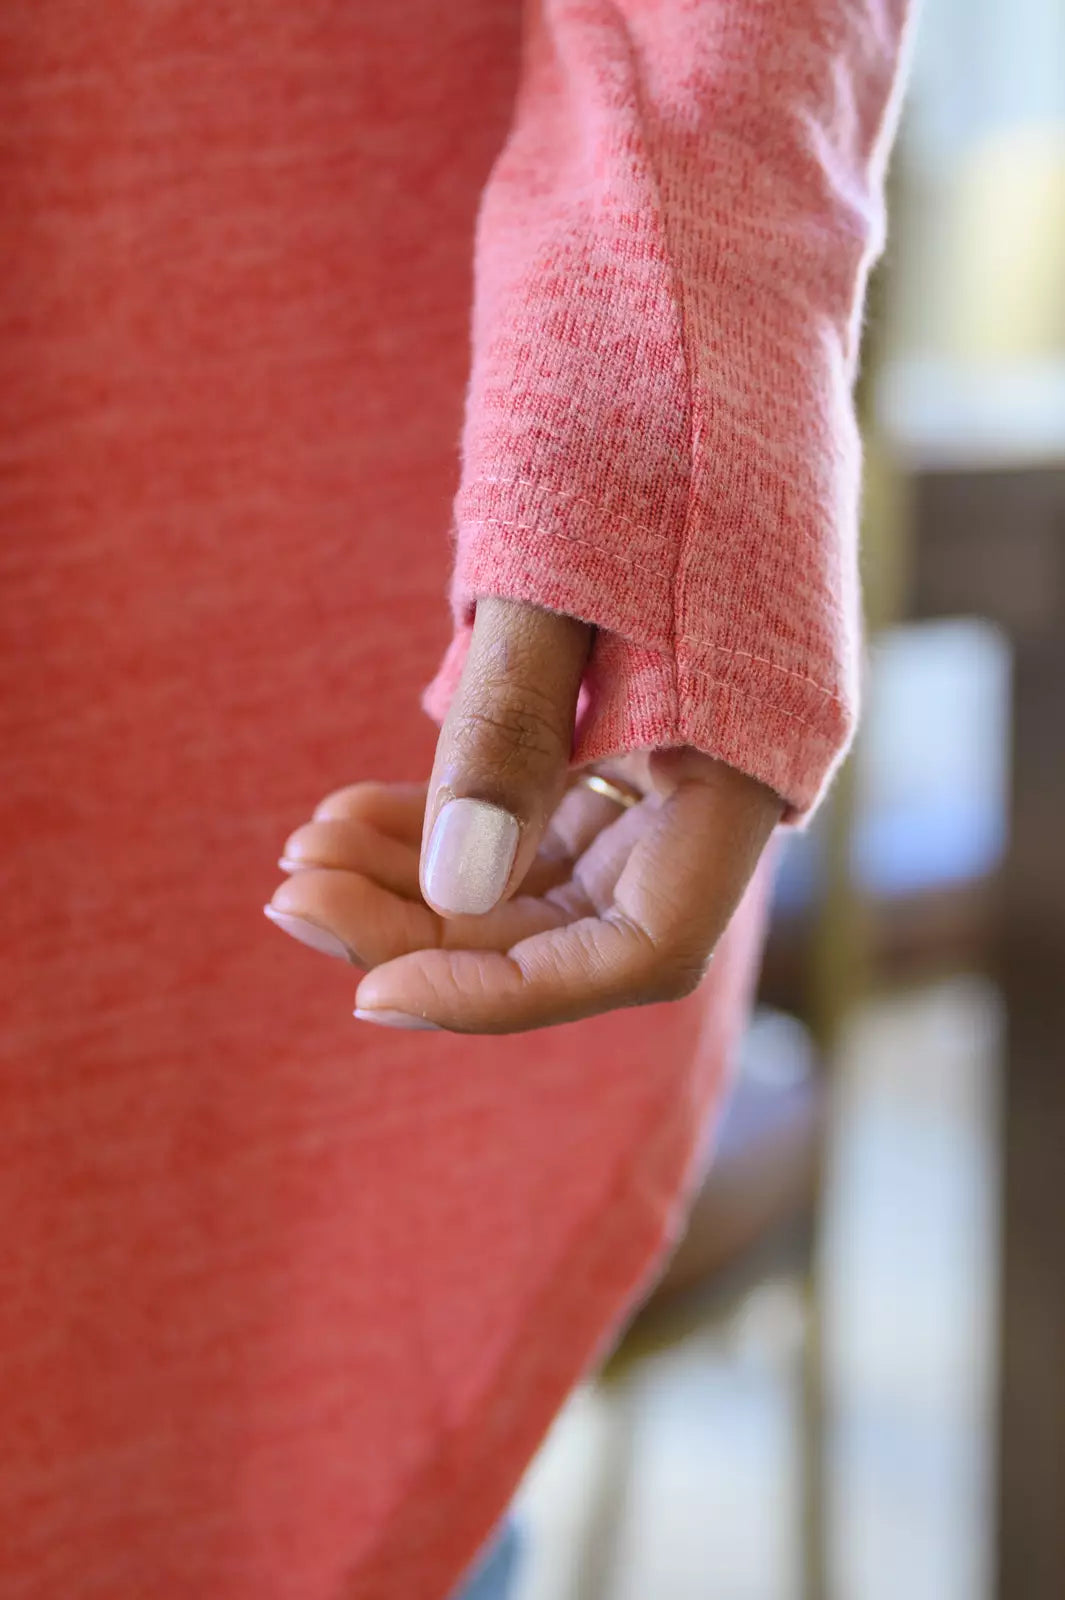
263, 904, 357, 963
354, 1008, 441, 1031
422, 797, 519, 916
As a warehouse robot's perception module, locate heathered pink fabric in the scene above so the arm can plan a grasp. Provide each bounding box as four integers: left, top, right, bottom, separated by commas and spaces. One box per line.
427, 0, 912, 820
0, 4, 908, 1598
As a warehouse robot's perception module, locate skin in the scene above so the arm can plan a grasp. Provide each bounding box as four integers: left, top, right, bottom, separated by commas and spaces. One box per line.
265, 597, 784, 1034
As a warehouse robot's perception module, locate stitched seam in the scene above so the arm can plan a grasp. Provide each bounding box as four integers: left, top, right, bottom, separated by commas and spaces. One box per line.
681, 642, 843, 705
466, 476, 674, 548
462, 516, 671, 585
469, 455, 829, 561
470, 464, 825, 563
463, 520, 843, 706
613, 20, 694, 733
469, 441, 832, 565
681, 663, 843, 736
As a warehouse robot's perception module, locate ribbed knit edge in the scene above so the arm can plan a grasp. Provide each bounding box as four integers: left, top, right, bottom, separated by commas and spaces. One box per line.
422, 490, 853, 824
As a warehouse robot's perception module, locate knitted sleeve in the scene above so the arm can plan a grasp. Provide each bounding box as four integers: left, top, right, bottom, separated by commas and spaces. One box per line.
422, 0, 913, 822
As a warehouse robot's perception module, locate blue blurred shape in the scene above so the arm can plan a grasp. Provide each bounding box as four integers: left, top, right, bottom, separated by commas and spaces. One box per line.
773, 618, 1010, 910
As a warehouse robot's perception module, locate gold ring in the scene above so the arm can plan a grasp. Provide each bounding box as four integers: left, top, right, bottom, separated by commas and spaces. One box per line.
578, 772, 641, 810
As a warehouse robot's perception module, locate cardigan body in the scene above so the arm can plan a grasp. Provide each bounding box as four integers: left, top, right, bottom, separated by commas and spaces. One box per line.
0, 3, 909, 1596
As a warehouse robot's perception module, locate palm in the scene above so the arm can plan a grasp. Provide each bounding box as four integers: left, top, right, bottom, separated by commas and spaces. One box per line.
268, 749, 775, 1033
274, 756, 650, 963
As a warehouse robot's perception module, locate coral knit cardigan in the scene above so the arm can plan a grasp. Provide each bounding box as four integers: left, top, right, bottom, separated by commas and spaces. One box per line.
0, 3, 909, 1597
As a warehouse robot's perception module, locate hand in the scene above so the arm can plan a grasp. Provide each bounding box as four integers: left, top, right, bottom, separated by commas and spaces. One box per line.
264, 598, 783, 1033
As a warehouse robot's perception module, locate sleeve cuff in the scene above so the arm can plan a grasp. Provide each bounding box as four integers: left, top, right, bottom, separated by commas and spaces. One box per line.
423, 483, 854, 826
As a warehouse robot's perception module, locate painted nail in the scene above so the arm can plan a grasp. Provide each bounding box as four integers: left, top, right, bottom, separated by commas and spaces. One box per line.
354, 1008, 441, 1031
422, 797, 519, 916
263, 904, 357, 963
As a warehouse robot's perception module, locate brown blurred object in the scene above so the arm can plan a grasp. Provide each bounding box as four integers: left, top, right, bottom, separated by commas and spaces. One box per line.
908, 464, 1065, 1600
878, 111, 1065, 1600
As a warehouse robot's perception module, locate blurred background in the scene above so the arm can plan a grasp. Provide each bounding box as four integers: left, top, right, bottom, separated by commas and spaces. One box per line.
491, 1, 1065, 1596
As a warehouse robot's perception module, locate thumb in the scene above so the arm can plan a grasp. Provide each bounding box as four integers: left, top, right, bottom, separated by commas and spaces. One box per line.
420, 597, 592, 918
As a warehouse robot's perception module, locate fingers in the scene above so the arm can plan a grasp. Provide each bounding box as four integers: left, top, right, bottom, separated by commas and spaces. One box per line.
419, 598, 592, 918
279, 817, 421, 898
312, 781, 429, 842
266, 863, 570, 972
266, 867, 435, 968
276, 784, 575, 900
612, 754, 781, 972
264, 774, 583, 970
354, 919, 639, 1033
541, 770, 644, 870
356, 756, 782, 1033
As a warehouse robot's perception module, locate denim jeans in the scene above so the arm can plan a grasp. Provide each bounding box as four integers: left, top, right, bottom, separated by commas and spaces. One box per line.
453, 1517, 522, 1600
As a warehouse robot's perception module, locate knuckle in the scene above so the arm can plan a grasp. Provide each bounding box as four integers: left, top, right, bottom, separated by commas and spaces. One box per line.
645, 949, 712, 1005
606, 910, 709, 1005
455, 685, 569, 776
668, 961, 708, 1001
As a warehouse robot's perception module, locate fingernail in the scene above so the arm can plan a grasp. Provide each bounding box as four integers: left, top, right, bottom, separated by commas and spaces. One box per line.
354, 1008, 441, 1031
277, 856, 304, 873
422, 797, 520, 916
263, 904, 358, 963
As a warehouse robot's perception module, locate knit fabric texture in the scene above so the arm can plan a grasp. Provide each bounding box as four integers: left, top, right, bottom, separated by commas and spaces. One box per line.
425, 0, 912, 821
0, 3, 909, 1598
